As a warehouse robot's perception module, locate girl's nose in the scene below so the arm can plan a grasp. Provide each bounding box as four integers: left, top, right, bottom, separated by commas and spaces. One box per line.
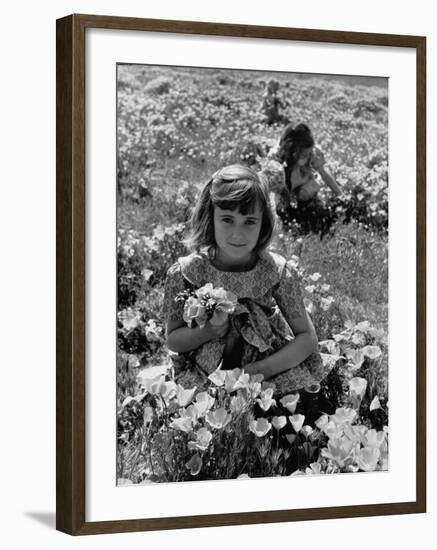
230, 227, 246, 242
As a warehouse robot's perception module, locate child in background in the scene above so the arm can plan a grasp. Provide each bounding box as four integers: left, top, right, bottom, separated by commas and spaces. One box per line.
274, 123, 341, 235
259, 79, 290, 125
162, 164, 331, 395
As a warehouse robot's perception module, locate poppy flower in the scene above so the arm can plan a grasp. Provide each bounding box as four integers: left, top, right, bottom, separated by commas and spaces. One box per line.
357, 446, 380, 472
343, 424, 368, 444
193, 392, 215, 416
230, 394, 247, 414
271, 416, 287, 430
362, 429, 385, 449
208, 366, 226, 387
143, 405, 153, 425
279, 393, 300, 414
186, 453, 202, 476
320, 296, 335, 311
182, 404, 199, 422
301, 425, 313, 438
170, 416, 193, 433
289, 414, 305, 433
248, 380, 263, 399
305, 383, 321, 394
349, 377, 367, 400
369, 395, 381, 411
206, 408, 232, 429
176, 384, 197, 407
233, 371, 250, 391
316, 414, 342, 438
315, 414, 329, 431
256, 388, 276, 411
188, 427, 213, 451
305, 462, 322, 475
362, 345, 382, 359
183, 297, 208, 328
222, 369, 240, 392
321, 436, 355, 468
330, 407, 357, 426
249, 418, 271, 437
346, 349, 365, 369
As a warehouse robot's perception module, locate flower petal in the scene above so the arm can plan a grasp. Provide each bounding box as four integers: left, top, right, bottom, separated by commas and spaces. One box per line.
289, 414, 305, 433
271, 416, 287, 430
369, 395, 382, 411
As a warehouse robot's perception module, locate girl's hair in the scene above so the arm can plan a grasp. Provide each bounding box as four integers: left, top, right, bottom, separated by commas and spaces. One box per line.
277, 123, 315, 190
266, 79, 279, 93
186, 164, 275, 253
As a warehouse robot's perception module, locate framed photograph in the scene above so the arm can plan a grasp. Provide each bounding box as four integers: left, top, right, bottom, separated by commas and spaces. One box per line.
56, 14, 426, 535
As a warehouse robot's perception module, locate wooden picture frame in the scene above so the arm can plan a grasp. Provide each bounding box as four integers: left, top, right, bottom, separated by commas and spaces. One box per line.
56, 13, 426, 535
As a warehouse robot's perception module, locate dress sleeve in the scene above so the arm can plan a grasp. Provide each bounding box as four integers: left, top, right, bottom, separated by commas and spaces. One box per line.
161, 262, 187, 323
272, 260, 307, 324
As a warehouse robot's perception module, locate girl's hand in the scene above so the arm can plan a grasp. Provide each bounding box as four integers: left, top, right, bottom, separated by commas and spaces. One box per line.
311, 147, 325, 171
244, 361, 272, 381
203, 311, 230, 340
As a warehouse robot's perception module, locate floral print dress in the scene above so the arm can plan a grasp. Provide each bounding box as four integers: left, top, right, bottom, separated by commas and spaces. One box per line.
162, 250, 329, 395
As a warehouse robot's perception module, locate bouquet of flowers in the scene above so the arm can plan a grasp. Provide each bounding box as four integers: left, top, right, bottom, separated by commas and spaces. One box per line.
175, 283, 238, 328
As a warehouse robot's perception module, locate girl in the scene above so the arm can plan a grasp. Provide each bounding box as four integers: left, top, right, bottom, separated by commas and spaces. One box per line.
263, 123, 341, 235
259, 79, 290, 126
162, 164, 331, 396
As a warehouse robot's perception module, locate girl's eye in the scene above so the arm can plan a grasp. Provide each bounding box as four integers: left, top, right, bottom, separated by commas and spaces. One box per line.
245, 220, 257, 226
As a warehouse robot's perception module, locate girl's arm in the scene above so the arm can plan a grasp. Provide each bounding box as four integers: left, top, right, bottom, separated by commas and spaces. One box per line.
245, 313, 318, 379
162, 261, 229, 354
312, 148, 341, 196
166, 316, 229, 354
318, 166, 342, 196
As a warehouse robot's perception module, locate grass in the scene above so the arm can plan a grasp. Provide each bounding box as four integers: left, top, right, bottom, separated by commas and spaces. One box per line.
297, 223, 388, 328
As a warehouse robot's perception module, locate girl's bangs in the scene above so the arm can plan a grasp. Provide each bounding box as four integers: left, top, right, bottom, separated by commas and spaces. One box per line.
211, 179, 264, 214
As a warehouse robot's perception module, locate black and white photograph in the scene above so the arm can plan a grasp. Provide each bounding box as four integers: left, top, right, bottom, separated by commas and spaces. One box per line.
1, 0, 432, 544
116, 63, 389, 484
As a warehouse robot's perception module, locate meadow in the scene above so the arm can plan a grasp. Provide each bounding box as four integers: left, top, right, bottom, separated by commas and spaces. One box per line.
116, 64, 389, 484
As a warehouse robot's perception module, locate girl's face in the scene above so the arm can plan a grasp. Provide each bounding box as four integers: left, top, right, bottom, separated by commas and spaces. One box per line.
213, 204, 263, 267
297, 146, 313, 167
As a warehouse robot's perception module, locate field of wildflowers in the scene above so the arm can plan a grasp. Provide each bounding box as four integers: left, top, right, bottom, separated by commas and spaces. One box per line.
116, 65, 389, 484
